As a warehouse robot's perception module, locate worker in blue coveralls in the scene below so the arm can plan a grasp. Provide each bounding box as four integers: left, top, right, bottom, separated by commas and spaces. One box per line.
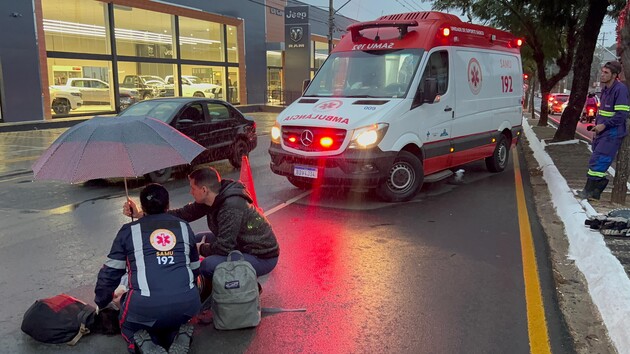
95, 183, 201, 354
578, 61, 630, 200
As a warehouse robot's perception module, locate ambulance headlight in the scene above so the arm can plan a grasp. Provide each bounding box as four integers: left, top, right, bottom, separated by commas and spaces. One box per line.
271, 123, 281, 143
349, 123, 389, 149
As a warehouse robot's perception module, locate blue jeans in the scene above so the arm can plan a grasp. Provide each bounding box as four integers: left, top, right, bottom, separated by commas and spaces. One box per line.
195, 231, 278, 279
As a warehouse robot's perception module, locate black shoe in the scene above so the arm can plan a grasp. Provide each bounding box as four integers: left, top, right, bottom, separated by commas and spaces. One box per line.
577, 179, 598, 199
591, 178, 609, 200
168, 324, 194, 354
134, 330, 167, 354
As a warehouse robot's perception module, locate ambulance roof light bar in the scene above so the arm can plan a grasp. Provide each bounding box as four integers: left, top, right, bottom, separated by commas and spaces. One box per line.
347, 20, 418, 42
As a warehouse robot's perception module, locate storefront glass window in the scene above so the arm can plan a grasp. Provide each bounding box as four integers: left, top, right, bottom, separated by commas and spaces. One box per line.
226, 25, 238, 63
47, 58, 113, 116
179, 17, 223, 62
42, 0, 109, 55
117, 62, 175, 103
267, 51, 282, 67
114, 7, 174, 59
266, 51, 282, 104
174, 64, 225, 99
227, 67, 239, 104
314, 41, 328, 70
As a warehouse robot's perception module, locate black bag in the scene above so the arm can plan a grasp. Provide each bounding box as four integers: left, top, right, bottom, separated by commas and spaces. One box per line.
21, 294, 97, 345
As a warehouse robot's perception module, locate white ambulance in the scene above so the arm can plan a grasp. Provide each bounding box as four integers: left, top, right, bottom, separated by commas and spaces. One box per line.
269, 11, 523, 202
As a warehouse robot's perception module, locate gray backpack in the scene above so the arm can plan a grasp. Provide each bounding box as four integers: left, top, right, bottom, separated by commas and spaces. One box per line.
211, 251, 261, 330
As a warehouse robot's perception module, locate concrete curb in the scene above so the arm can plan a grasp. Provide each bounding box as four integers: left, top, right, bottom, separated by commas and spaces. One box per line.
0, 117, 90, 133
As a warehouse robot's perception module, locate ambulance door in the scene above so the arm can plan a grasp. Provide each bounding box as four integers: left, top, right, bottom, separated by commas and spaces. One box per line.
414, 49, 454, 174
451, 50, 496, 166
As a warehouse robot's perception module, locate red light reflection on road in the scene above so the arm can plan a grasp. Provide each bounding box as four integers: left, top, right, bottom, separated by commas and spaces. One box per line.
247, 209, 362, 353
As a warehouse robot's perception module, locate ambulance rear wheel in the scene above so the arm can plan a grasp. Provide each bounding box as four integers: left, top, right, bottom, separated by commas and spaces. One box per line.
486, 135, 509, 173
376, 151, 423, 202
287, 177, 314, 189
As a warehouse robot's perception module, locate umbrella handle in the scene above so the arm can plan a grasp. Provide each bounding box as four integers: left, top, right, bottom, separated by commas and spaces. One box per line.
124, 177, 134, 222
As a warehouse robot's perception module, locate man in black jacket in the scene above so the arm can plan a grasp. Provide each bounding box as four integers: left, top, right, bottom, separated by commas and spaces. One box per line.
124, 167, 280, 284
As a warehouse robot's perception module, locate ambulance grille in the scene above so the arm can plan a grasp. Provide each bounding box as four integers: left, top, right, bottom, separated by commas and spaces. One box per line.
282, 126, 347, 152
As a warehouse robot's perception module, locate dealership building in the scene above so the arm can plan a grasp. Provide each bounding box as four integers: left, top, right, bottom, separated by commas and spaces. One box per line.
0, 0, 355, 123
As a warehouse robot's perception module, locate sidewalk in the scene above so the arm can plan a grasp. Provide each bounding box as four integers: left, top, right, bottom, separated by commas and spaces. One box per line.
522, 113, 630, 353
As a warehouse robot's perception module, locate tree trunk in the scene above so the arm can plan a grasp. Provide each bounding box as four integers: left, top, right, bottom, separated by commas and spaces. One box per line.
552, 0, 609, 141
611, 2, 630, 204
612, 120, 630, 204
530, 75, 536, 115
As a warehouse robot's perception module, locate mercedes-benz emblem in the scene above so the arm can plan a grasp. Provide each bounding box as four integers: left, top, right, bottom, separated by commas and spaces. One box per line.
300, 130, 314, 146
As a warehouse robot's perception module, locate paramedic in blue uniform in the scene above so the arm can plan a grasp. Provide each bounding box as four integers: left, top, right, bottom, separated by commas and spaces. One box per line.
578, 61, 630, 200
95, 183, 201, 354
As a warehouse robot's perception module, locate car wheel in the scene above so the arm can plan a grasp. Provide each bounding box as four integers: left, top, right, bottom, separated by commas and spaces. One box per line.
193, 92, 205, 97
485, 134, 509, 173
142, 92, 153, 100
287, 177, 315, 190
375, 151, 423, 202
229, 140, 249, 168
146, 167, 172, 183
52, 98, 70, 114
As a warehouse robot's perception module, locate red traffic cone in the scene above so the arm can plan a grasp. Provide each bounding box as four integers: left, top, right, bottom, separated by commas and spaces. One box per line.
239, 155, 259, 209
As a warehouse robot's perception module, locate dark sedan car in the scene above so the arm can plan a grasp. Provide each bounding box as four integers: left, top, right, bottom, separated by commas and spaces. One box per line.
118, 97, 257, 182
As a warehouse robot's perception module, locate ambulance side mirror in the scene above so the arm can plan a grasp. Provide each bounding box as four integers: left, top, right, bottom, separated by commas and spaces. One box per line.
412, 78, 438, 109
302, 79, 311, 94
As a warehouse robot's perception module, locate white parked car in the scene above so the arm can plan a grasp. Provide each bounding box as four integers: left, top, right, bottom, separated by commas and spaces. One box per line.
49, 86, 83, 114
52, 78, 139, 106
165, 75, 221, 98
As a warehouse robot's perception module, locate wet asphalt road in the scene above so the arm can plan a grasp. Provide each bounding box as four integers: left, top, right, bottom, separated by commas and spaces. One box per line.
0, 120, 573, 353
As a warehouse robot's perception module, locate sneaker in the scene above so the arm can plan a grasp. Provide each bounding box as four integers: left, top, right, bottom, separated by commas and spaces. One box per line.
168, 324, 194, 354
133, 329, 167, 354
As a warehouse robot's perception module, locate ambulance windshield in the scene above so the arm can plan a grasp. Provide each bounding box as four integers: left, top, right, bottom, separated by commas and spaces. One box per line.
304, 49, 423, 98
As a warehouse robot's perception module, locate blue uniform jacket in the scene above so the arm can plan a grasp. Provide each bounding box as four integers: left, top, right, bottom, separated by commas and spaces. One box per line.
94, 214, 200, 309
595, 80, 630, 139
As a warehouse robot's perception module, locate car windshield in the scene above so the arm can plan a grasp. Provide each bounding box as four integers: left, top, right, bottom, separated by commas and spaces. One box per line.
556, 96, 569, 103
118, 100, 182, 122
141, 76, 166, 84
186, 77, 202, 84
304, 49, 423, 98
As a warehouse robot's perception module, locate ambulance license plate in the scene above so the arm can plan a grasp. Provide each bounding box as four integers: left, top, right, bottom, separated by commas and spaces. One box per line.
293, 166, 318, 179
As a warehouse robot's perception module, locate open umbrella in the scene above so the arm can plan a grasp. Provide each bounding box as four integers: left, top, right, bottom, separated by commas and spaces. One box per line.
32, 115, 205, 199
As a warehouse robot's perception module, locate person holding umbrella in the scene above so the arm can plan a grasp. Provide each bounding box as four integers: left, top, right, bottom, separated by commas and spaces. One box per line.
123, 167, 280, 295
97, 183, 201, 354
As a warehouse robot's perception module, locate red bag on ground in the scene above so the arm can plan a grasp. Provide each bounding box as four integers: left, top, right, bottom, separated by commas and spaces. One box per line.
21, 294, 104, 345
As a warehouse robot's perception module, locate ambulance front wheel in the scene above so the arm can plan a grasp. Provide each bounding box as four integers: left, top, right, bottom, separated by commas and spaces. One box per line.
485, 134, 509, 173
376, 151, 424, 202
